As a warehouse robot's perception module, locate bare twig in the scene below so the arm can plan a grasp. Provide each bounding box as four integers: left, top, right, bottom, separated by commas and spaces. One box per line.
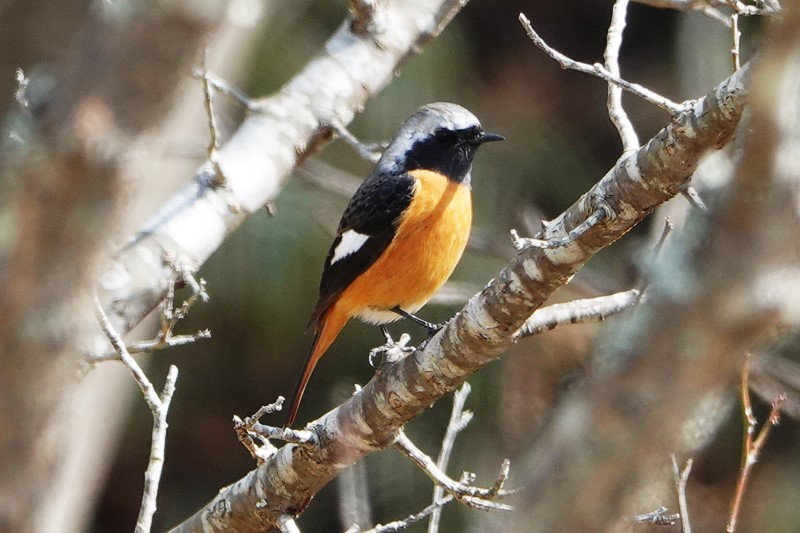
14, 67, 29, 110
89, 330, 211, 362
233, 398, 286, 464
672, 455, 693, 533
349, 496, 454, 533
394, 432, 512, 512
654, 217, 675, 255
327, 119, 385, 164
199, 49, 226, 188
605, 0, 640, 152
236, 417, 317, 449
513, 289, 640, 340
632, 0, 778, 21
727, 357, 787, 532
510, 203, 612, 250
519, 13, 686, 115
731, 11, 742, 71
632, 506, 680, 526
94, 296, 178, 533
89, 265, 209, 362
681, 186, 708, 211
192, 70, 256, 111
428, 383, 473, 533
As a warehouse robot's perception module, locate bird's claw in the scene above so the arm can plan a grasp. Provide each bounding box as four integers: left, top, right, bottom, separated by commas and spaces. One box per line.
369, 332, 415, 367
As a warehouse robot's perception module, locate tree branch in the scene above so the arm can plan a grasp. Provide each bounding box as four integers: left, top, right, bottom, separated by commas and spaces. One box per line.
428, 383, 473, 533
505, 5, 800, 529
99, 0, 472, 336
167, 53, 749, 533
94, 296, 179, 533
513, 289, 640, 340
519, 13, 686, 115
394, 432, 512, 511
605, 0, 640, 152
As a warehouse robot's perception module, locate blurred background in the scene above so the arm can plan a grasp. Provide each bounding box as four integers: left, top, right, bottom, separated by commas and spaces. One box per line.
5, 0, 795, 531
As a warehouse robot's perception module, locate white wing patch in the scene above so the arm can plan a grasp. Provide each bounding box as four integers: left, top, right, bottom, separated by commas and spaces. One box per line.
330, 230, 370, 265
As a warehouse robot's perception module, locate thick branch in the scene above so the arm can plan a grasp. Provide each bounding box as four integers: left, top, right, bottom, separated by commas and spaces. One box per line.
169, 57, 749, 532
99, 0, 470, 335
509, 5, 800, 530
0, 2, 223, 529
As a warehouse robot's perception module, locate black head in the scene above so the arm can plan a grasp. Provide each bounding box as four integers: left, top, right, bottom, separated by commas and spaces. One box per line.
378, 103, 504, 184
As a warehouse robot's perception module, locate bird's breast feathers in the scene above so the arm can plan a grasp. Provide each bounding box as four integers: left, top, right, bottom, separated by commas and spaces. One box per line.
337, 169, 473, 322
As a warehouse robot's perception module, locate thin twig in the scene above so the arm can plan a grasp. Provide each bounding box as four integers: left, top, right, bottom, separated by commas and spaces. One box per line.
672, 455, 693, 533
350, 496, 454, 533
192, 70, 256, 111
632, 0, 778, 20
519, 13, 686, 116
681, 185, 708, 211
14, 68, 29, 110
510, 203, 611, 250
234, 400, 318, 452
327, 119, 385, 164
632, 506, 680, 526
727, 357, 787, 532
513, 289, 641, 340
605, 0, 640, 152
233, 398, 286, 464
654, 217, 675, 256
89, 263, 210, 362
198, 49, 227, 187
730, 12, 742, 71
428, 383, 473, 533
94, 296, 178, 533
89, 330, 211, 362
394, 432, 513, 512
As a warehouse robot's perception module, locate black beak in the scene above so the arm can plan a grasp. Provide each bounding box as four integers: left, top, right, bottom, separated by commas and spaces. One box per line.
477, 132, 505, 144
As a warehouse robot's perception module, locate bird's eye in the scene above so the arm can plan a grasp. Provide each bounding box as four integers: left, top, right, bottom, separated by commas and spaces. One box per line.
435, 129, 454, 143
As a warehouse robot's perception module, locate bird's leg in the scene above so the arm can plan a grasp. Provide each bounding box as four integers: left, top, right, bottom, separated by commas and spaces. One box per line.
391, 307, 446, 340
380, 325, 393, 344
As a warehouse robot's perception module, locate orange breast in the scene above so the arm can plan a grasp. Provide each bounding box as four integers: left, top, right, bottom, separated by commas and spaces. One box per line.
336, 169, 472, 324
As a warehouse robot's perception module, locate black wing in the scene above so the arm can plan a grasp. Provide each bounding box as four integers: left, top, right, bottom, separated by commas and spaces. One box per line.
309, 171, 415, 324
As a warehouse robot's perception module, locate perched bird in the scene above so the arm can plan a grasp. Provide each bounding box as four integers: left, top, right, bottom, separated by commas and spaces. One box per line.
286, 102, 503, 426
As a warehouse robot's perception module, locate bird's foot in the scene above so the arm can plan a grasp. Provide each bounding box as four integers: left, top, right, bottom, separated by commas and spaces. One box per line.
369, 332, 415, 367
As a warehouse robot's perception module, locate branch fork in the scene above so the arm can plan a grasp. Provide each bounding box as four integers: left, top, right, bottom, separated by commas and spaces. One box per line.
234, 399, 318, 465
394, 432, 513, 512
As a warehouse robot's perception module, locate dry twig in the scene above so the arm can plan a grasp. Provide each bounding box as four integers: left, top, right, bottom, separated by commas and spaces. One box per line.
605, 0, 640, 152
233, 400, 317, 455
727, 358, 787, 532
347, 496, 454, 533
672, 455, 693, 533
394, 432, 512, 512
519, 13, 685, 115
94, 296, 178, 533
428, 383, 474, 533
233, 398, 287, 464
327, 119, 385, 164
89, 264, 209, 362
513, 289, 640, 340
632, 506, 680, 526
510, 201, 612, 250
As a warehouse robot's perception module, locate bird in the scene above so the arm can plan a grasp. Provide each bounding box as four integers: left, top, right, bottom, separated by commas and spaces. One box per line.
285, 102, 503, 427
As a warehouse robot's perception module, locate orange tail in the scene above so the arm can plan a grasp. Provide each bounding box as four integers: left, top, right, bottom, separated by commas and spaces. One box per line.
284, 305, 348, 427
